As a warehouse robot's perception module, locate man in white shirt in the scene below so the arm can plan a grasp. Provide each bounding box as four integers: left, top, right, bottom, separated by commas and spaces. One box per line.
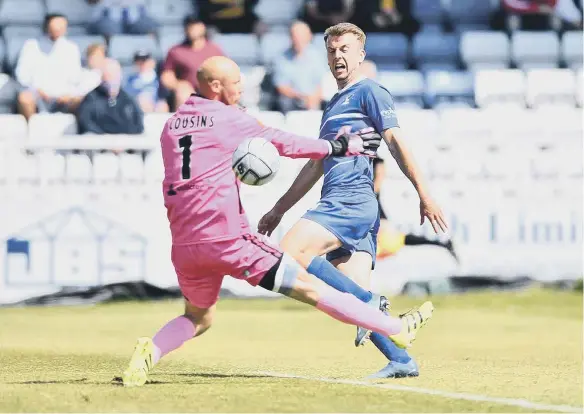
16, 14, 82, 120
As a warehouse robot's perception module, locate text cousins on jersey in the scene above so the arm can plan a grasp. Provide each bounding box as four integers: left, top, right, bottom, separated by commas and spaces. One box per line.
169, 115, 215, 131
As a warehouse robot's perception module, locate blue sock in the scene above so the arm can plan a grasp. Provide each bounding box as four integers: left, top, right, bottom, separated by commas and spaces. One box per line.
306, 256, 373, 302
370, 332, 412, 364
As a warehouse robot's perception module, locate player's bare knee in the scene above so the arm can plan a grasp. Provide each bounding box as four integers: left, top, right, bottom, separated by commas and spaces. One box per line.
183, 302, 215, 335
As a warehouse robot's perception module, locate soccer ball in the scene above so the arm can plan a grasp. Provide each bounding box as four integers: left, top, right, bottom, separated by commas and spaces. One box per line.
232, 137, 280, 186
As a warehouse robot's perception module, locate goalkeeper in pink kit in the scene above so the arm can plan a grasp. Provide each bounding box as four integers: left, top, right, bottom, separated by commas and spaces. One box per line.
122, 56, 434, 387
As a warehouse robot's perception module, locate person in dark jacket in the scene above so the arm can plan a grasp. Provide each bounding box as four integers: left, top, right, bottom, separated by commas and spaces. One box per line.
76, 58, 144, 135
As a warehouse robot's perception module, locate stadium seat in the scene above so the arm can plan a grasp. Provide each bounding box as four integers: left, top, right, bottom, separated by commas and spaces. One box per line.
444, 0, 493, 26
146, 0, 195, 25
377, 71, 425, 108
412, 0, 444, 27
438, 107, 492, 141
365, 33, 408, 71
577, 69, 583, 107
144, 150, 164, 183
511, 31, 560, 70
46, 0, 92, 25
159, 25, 185, 38
214, 34, 260, 66
536, 107, 583, 141
412, 32, 459, 72
93, 153, 120, 183
485, 107, 543, 142
285, 110, 322, 136
460, 31, 510, 70
526, 69, 576, 108
255, 0, 304, 27
69, 35, 106, 61
119, 153, 145, 183
65, 153, 92, 184
2, 25, 42, 39
144, 113, 172, 136
109, 35, 161, 66
474, 69, 526, 109
260, 32, 290, 65
425, 71, 474, 108
6, 36, 30, 70
561, 31, 583, 69
28, 114, 78, 140
67, 25, 88, 36
0, 114, 27, 141
393, 108, 439, 144
159, 32, 185, 57
0, 0, 45, 25
38, 152, 66, 185
12, 151, 40, 184
240, 65, 266, 108
246, 110, 286, 129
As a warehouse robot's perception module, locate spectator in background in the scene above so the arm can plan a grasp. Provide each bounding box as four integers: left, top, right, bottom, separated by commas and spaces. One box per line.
76, 58, 144, 135
351, 0, 418, 34
274, 21, 326, 113
301, 0, 355, 33
73, 43, 107, 111
87, 0, 158, 37
161, 17, 224, 111
197, 0, 267, 35
502, 0, 583, 29
124, 50, 169, 113
16, 14, 82, 121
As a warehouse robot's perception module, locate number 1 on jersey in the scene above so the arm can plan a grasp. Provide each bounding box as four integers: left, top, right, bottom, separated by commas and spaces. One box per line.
179, 134, 192, 179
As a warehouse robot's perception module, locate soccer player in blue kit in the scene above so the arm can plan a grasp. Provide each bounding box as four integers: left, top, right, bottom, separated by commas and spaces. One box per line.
258, 22, 448, 378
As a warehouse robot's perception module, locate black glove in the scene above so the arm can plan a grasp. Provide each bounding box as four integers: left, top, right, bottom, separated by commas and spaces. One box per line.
356, 127, 382, 156
329, 134, 350, 156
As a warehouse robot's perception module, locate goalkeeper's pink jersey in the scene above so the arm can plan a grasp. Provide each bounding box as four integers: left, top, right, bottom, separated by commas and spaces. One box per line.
161, 94, 330, 245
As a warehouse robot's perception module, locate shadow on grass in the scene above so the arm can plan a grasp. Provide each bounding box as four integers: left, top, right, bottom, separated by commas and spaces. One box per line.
13, 378, 89, 385
109, 372, 273, 386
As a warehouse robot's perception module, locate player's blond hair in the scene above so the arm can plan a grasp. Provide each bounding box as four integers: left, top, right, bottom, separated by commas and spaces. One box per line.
324, 23, 366, 47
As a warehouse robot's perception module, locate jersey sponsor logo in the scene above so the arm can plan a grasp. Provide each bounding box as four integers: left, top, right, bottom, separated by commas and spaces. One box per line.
381, 108, 396, 118
341, 93, 354, 105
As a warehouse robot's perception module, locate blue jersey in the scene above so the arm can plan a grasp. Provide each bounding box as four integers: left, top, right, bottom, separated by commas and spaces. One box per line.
302, 77, 399, 267
319, 77, 399, 200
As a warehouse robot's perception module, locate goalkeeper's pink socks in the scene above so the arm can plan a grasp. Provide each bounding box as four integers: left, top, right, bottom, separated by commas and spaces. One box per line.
316, 286, 402, 336
152, 316, 196, 364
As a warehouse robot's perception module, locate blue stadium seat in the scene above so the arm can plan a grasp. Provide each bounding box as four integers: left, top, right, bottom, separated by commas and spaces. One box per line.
159, 32, 185, 57
46, 0, 92, 25
3, 25, 42, 39
0, 0, 45, 26
425, 71, 474, 108
412, 0, 444, 27
412, 32, 459, 72
444, 0, 493, 26
260, 32, 290, 65
365, 33, 408, 71
6, 36, 29, 70
146, 0, 195, 25
378, 71, 425, 108
69, 35, 106, 61
67, 26, 88, 36
214, 34, 260, 66
255, 0, 304, 27
561, 31, 583, 69
511, 31, 560, 69
460, 31, 510, 70
109, 35, 161, 66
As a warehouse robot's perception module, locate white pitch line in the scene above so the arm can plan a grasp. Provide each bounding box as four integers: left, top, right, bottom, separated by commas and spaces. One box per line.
258, 371, 583, 413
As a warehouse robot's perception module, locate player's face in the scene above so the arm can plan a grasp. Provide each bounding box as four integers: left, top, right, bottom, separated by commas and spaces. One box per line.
326, 33, 365, 81
219, 70, 242, 106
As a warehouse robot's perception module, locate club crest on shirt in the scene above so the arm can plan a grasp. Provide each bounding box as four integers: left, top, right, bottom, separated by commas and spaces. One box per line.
342, 93, 354, 105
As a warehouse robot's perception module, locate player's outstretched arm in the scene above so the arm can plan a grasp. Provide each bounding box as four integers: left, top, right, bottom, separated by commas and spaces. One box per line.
258, 159, 324, 236
383, 127, 448, 234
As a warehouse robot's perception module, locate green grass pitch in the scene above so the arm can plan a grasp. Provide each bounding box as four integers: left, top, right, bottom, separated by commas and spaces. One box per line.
0, 288, 582, 412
